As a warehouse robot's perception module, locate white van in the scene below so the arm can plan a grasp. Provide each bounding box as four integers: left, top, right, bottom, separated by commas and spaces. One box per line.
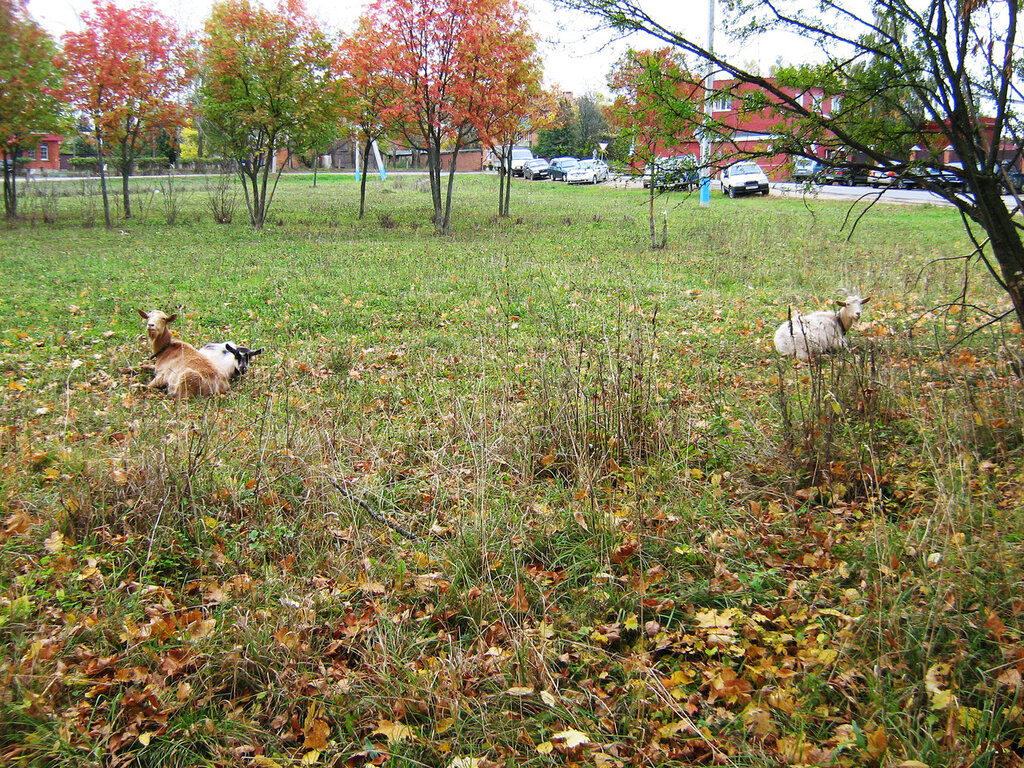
485, 147, 535, 175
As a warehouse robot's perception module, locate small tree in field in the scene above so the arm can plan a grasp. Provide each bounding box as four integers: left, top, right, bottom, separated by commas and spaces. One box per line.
59, 0, 192, 227
340, 20, 398, 219
560, 0, 1024, 333
200, 0, 342, 230
364, 0, 541, 234
0, 0, 65, 220
607, 48, 698, 249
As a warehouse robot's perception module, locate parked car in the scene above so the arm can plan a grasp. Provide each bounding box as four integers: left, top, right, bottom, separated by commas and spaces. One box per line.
791, 157, 821, 182
822, 164, 870, 186
906, 163, 965, 191
566, 158, 609, 185
643, 155, 699, 191
522, 158, 551, 180
1000, 161, 1024, 194
868, 164, 901, 188
548, 157, 579, 181
484, 147, 535, 175
719, 161, 769, 197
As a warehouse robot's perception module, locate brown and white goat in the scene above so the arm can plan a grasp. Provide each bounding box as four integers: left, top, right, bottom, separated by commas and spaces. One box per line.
137, 309, 230, 398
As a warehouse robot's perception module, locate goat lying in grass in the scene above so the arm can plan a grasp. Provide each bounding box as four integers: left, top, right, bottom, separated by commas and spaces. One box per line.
199, 342, 263, 380
773, 294, 871, 361
137, 309, 230, 398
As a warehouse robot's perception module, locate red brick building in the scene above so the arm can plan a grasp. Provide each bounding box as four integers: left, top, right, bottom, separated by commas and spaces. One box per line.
13, 134, 63, 171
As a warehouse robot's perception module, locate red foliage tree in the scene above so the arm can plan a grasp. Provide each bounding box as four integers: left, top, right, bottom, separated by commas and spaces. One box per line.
58, 0, 193, 227
361, 0, 542, 233
339, 21, 400, 220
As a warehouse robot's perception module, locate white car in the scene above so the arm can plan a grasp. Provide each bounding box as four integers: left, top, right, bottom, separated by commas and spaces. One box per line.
719, 161, 770, 197
566, 159, 610, 185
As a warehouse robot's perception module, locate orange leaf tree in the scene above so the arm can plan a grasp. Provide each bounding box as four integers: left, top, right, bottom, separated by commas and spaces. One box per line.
339, 20, 400, 220
200, 0, 343, 230
607, 48, 699, 249
58, 0, 192, 227
361, 0, 541, 234
0, 0, 65, 219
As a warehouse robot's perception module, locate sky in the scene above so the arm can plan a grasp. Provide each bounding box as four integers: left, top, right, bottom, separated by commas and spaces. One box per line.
24, 0, 750, 97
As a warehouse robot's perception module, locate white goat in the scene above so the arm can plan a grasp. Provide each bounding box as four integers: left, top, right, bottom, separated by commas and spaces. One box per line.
199, 342, 263, 380
773, 294, 871, 361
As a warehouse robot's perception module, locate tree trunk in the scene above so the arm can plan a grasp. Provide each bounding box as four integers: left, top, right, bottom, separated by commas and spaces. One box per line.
648, 174, 658, 249
120, 141, 133, 219
2, 151, 17, 219
974, 180, 1024, 331
358, 138, 372, 219
95, 129, 112, 229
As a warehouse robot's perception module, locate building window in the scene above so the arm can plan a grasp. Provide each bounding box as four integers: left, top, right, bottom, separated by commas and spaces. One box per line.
830, 95, 842, 113
39, 144, 49, 161
811, 93, 823, 112
711, 96, 732, 113
24, 149, 35, 160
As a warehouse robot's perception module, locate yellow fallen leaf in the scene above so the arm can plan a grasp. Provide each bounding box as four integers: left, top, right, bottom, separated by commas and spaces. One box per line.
301, 750, 320, 765
536, 741, 553, 755
540, 690, 557, 707
253, 758, 285, 768
552, 729, 590, 748
138, 732, 152, 746
505, 686, 534, 696
897, 761, 930, 768
372, 719, 414, 743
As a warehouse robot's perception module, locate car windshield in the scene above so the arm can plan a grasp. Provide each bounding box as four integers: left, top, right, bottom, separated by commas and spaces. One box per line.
511, 149, 532, 159
576, 160, 595, 169
558, 159, 578, 167
732, 163, 761, 174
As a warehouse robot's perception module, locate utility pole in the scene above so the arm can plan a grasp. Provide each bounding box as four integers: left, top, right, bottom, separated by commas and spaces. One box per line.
699, 0, 715, 207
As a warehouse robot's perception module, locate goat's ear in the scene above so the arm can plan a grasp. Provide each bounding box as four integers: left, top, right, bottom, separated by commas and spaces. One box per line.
137, 308, 149, 319
861, 297, 871, 305
250, 348, 263, 357
166, 313, 177, 323
836, 300, 848, 307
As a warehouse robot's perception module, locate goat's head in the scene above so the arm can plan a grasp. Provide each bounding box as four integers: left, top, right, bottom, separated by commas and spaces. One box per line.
225, 343, 263, 376
836, 295, 871, 324
137, 308, 176, 345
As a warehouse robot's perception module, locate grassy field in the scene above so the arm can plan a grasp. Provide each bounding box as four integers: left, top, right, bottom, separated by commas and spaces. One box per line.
2, 173, 1023, 768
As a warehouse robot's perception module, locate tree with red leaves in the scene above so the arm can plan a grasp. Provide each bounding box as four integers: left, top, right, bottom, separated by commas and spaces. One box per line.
200, 0, 343, 230
58, 0, 192, 228
339, 20, 399, 220
362, 0, 541, 234
0, 0, 65, 219
607, 48, 698, 249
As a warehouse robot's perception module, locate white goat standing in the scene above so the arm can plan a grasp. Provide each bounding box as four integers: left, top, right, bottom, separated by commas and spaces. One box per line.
773, 294, 871, 361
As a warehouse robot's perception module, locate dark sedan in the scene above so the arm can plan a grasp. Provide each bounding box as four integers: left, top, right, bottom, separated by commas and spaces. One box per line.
548, 157, 579, 181
522, 158, 551, 180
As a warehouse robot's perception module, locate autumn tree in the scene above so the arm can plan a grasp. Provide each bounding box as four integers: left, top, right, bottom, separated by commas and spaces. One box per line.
362, 0, 540, 234
339, 21, 399, 219
534, 92, 612, 161
0, 0, 65, 220
607, 48, 698, 248
560, 0, 1024, 333
473, 30, 546, 219
58, 0, 192, 227
200, 0, 343, 229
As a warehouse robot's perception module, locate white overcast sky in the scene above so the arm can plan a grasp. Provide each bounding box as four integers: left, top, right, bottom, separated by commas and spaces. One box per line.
25, 0, 812, 96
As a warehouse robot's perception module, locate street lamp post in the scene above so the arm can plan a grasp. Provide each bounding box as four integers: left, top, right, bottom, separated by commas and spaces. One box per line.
699, 0, 715, 207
